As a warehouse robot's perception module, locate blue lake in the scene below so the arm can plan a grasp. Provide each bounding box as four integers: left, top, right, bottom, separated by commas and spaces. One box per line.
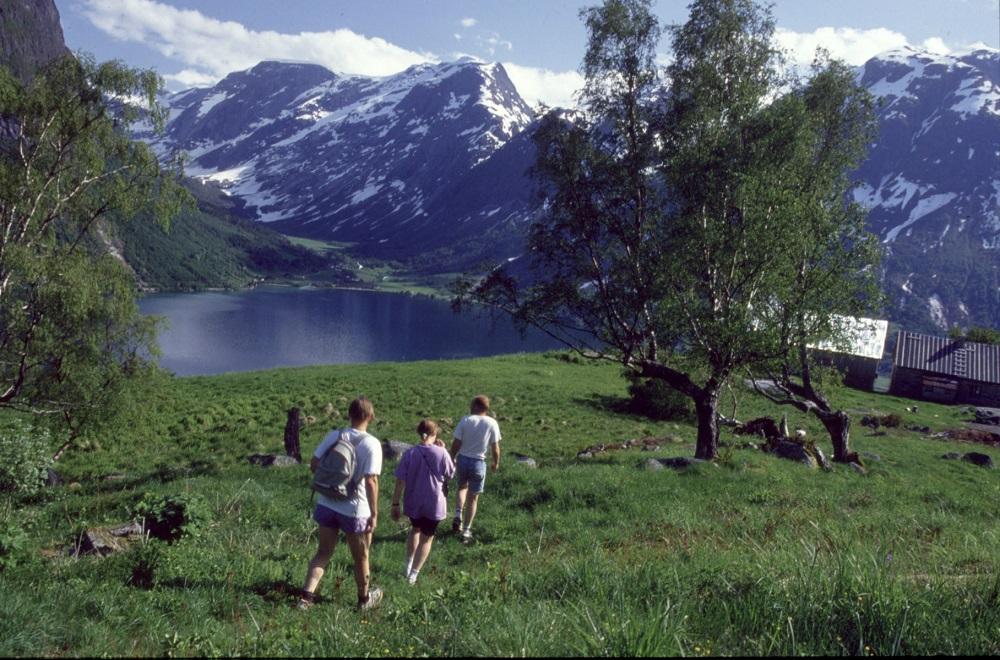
138, 286, 561, 376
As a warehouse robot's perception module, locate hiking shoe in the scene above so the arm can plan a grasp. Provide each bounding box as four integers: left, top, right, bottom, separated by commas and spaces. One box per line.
407, 573, 418, 586
461, 528, 473, 542
451, 516, 461, 533
358, 587, 383, 612
296, 591, 315, 610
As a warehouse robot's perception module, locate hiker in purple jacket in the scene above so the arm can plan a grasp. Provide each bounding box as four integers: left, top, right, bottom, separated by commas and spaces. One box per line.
390, 419, 456, 585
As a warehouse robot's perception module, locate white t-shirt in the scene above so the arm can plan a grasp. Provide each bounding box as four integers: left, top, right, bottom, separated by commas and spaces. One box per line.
313, 427, 382, 519
453, 414, 502, 460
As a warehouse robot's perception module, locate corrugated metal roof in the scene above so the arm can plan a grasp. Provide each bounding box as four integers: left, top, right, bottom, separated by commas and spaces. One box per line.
893, 330, 1000, 384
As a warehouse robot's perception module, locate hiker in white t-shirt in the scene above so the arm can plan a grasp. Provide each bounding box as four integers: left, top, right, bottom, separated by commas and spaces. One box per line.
450, 395, 501, 541
299, 397, 383, 611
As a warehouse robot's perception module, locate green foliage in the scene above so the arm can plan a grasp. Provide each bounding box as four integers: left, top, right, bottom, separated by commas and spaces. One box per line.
0, 520, 28, 571
465, 0, 881, 460
126, 539, 164, 589
0, 54, 185, 440
131, 493, 211, 542
626, 375, 695, 421
950, 326, 1000, 346
0, 420, 52, 497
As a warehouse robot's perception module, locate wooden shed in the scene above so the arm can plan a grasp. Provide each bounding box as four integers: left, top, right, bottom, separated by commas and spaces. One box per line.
809, 316, 889, 391
889, 330, 1000, 406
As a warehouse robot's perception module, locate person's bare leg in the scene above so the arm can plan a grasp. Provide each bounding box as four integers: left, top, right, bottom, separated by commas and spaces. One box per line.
463, 492, 480, 532
404, 527, 418, 573
411, 533, 435, 573
454, 484, 468, 526
345, 531, 371, 602
302, 526, 339, 597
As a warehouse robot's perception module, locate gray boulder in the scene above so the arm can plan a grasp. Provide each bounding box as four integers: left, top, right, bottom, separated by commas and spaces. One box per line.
813, 447, 832, 471
861, 452, 882, 463
643, 457, 707, 471
770, 441, 818, 469
962, 452, 995, 469
71, 521, 146, 557
512, 453, 537, 468
974, 408, 1000, 426
382, 440, 415, 461
941, 452, 963, 460
248, 453, 300, 467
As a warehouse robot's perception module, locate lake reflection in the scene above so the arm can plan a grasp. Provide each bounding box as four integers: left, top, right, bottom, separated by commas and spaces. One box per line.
138, 286, 561, 376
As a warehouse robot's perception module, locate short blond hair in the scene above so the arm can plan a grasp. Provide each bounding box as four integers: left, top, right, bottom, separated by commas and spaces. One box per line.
470, 395, 490, 414
348, 396, 374, 423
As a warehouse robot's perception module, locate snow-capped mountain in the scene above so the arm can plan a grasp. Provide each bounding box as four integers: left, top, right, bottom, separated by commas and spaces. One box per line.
141, 49, 999, 331
855, 47, 999, 331
137, 59, 535, 259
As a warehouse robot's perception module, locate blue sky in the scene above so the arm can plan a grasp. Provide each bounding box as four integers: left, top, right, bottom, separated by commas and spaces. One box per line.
55, 0, 1000, 107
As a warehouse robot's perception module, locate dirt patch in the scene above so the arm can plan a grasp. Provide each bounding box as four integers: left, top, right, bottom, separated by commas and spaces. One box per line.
936, 428, 1000, 447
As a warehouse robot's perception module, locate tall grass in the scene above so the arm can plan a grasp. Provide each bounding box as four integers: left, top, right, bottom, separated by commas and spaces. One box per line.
1, 353, 997, 655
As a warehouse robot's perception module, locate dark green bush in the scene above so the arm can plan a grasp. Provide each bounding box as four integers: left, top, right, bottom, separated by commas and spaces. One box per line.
626, 376, 694, 421
131, 493, 211, 542
0, 521, 28, 571
0, 421, 52, 497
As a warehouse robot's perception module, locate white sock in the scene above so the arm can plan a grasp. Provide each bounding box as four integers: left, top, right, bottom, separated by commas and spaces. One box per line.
408, 568, 419, 582
404, 555, 414, 575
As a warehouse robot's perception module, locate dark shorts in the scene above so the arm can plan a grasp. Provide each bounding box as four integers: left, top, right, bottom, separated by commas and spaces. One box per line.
313, 505, 368, 535
409, 517, 441, 536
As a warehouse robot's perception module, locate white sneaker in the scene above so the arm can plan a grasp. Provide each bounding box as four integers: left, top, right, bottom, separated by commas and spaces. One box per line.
407, 573, 418, 585
358, 587, 383, 611
461, 528, 473, 542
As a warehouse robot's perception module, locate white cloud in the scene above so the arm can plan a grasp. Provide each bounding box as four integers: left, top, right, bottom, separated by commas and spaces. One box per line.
502, 62, 584, 110
774, 27, 910, 67
460, 17, 477, 28
80, 0, 436, 88
921, 37, 951, 55
163, 68, 221, 88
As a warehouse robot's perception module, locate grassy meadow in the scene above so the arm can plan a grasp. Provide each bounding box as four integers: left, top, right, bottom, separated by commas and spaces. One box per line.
2, 352, 999, 656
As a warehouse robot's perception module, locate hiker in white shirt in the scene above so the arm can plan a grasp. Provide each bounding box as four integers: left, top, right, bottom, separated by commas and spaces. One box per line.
450, 395, 501, 541
299, 397, 383, 611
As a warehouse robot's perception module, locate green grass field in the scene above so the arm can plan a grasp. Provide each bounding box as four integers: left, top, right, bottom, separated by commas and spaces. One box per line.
2, 353, 999, 656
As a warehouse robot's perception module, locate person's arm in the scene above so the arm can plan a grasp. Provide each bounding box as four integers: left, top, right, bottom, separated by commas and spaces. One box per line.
390, 479, 404, 522
364, 475, 379, 533
450, 438, 462, 460
490, 442, 500, 472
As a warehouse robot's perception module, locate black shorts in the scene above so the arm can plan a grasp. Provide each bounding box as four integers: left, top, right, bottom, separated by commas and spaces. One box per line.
409, 517, 441, 536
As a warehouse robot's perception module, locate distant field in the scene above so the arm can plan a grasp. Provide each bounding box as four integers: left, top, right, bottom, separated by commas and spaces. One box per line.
2, 353, 999, 656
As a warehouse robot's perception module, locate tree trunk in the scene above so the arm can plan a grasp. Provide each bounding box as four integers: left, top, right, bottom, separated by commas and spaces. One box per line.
818, 409, 852, 463
694, 391, 721, 460
283, 407, 302, 462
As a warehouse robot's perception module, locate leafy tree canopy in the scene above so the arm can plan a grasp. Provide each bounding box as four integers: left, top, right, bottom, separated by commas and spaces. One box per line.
0, 54, 187, 447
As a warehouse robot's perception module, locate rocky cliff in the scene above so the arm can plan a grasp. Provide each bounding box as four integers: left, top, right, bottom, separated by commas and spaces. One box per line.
0, 0, 70, 82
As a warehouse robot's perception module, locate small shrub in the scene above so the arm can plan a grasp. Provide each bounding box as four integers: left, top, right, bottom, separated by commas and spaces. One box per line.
127, 540, 163, 589
0, 421, 53, 497
881, 413, 902, 428
131, 493, 211, 542
0, 521, 28, 571
626, 376, 694, 422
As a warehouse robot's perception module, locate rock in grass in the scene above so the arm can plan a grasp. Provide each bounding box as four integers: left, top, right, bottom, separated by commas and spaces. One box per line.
382, 440, 414, 461
849, 462, 867, 475
962, 452, 995, 469
861, 452, 882, 463
73, 529, 125, 557
941, 452, 962, 460
248, 453, 300, 467
814, 447, 832, 471
643, 457, 707, 471
511, 453, 537, 468
45, 468, 61, 487
770, 441, 818, 469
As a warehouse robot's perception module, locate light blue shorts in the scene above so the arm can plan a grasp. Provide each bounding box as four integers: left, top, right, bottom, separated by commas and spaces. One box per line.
456, 455, 487, 494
